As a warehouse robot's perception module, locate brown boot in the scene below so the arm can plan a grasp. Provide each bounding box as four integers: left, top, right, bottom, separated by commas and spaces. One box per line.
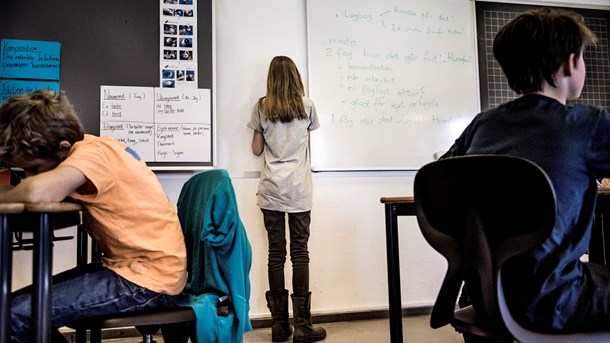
266, 290, 293, 342
291, 292, 326, 343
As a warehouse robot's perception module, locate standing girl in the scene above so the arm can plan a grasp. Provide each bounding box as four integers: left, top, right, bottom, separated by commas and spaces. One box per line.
247, 56, 326, 343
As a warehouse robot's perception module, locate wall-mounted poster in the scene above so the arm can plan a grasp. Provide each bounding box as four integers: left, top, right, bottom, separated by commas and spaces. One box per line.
0, 80, 59, 104
100, 85, 212, 167
160, 0, 198, 88
0, 39, 60, 80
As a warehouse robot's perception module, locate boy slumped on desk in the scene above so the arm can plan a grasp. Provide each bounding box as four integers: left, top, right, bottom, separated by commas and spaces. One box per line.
0, 90, 187, 343
441, 7, 610, 338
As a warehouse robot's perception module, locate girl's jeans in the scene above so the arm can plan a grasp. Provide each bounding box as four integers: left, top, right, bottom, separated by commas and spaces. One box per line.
262, 209, 311, 295
11, 263, 172, 343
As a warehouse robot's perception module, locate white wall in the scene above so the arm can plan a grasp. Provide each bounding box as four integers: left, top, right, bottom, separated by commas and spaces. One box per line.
209, 0, 449, 319
171, 0, 610, 319
12, 0, 610, 321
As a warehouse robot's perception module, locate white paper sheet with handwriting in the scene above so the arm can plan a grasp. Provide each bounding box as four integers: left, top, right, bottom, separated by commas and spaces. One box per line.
100, 85, 211, 164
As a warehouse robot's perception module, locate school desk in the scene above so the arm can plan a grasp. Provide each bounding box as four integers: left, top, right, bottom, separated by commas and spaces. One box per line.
0, 202, 81, 343
381, 190, 610, 343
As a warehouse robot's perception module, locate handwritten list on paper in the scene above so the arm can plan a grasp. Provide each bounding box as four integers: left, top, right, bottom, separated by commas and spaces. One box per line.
100, 85, 211, 164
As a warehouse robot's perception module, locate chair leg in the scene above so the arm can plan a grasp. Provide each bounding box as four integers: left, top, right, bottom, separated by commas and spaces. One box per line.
136, 325, 160, 343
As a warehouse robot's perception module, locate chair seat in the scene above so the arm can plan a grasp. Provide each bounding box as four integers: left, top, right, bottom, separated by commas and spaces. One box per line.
71, 306, 195, 329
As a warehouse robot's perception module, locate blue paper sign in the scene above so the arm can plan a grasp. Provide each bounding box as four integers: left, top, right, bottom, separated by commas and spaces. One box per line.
0, 80, 60, 104
0, 39, 61, 80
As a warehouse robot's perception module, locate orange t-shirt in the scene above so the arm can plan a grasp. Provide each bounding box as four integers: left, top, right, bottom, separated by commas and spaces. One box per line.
60, 135, 187, 295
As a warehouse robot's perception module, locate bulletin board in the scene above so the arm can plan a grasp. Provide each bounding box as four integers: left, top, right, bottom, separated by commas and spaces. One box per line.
0, 0, 215, 169
307, 0, 479, 171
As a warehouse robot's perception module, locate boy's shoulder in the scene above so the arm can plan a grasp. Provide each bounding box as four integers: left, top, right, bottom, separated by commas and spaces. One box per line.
72, 135, 124, 151
67, 135, 134, 166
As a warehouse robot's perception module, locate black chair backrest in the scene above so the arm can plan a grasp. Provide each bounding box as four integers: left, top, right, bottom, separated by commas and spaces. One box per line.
414, 155, 556, 330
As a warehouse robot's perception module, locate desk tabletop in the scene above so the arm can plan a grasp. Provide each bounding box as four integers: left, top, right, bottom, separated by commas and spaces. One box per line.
379, 187, 610, 204
25, 202, 81, 213
381, 188, 610, 204
599, 187, 610, 197
0, 202, 25, 213
0, 202, 81, 214
380, 196, 414, 204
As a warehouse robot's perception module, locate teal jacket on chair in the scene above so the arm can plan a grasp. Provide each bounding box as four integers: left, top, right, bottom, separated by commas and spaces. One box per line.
175, 169, 253, 343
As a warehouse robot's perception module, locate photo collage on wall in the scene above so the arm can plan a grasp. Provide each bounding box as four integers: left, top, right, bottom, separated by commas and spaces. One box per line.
160, 0, 197, 88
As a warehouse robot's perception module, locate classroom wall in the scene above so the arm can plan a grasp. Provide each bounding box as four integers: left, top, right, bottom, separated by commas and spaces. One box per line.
11, 0, 610, 321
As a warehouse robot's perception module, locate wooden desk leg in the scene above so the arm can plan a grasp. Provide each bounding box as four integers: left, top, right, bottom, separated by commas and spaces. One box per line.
32, 212, 53, 343
0, 214, 11, 343
385, 204, 403, 343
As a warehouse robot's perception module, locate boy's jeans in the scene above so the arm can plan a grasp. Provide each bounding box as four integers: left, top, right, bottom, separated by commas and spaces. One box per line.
11, 263, 172, 343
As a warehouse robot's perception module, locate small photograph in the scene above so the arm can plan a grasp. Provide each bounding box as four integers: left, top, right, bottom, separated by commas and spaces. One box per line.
164, 0, 178, 3
162, 8, 174, 16
177, 70, 186, 81
180, 38, 192, 48
162, 69, 175, 79
180, 0, 193, 4
180, 50, 193, 61
179, 25, 193, 35
162, 80, 175, 88
164, 50, 177, 60
186, 71, 195, 82
164, 37, 178, 47
175, 9, 184, 16
183, 10, 194, 17
164, 24, 177, 35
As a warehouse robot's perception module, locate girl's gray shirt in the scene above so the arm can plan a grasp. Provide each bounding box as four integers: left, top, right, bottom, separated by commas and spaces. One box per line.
247, 97, 320, 212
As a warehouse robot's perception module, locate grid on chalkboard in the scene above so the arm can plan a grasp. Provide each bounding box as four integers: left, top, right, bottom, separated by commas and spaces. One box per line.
481, 10, 610, 110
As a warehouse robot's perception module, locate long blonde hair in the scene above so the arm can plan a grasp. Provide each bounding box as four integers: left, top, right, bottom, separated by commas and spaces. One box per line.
257, 56, 307, 123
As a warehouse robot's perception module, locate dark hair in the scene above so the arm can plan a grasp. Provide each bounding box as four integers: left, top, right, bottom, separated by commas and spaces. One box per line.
257, 56, 307, 123
493, 8, 597, 94
0, 89, 85, 163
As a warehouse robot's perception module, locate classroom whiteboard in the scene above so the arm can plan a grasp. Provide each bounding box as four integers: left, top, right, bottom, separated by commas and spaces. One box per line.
307, 0, 479, 170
